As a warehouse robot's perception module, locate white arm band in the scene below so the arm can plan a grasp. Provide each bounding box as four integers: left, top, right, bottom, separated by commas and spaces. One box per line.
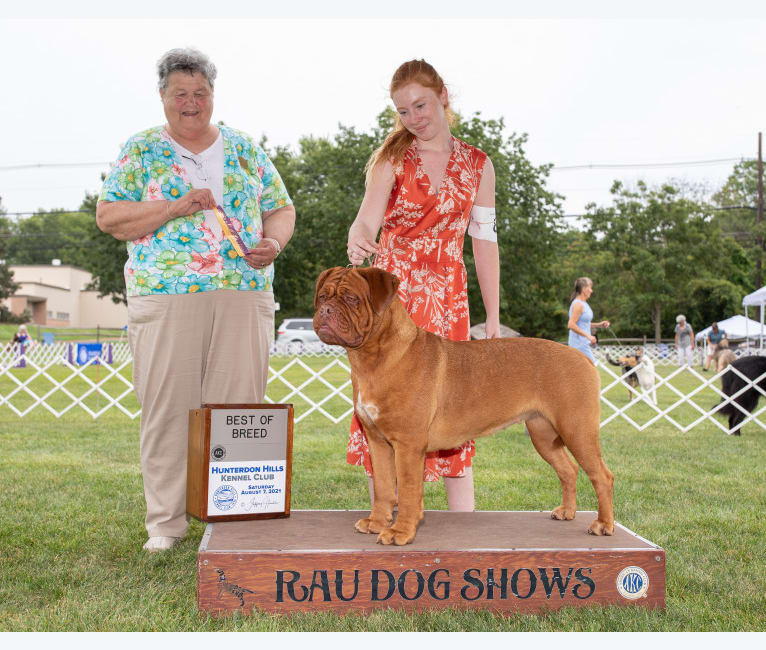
468, 205, 497, 242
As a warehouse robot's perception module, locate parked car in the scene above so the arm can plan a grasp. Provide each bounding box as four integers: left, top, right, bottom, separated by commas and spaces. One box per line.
276, 318, 320, 344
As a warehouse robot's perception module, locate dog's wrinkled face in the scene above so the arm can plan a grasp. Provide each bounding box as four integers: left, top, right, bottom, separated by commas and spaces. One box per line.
313, 267, 400, 349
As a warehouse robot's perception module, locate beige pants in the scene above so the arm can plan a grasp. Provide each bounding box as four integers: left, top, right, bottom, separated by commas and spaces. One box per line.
128, 290, 275, 537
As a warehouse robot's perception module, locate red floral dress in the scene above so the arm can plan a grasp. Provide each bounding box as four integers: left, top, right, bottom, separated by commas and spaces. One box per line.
347, 136, 488, 481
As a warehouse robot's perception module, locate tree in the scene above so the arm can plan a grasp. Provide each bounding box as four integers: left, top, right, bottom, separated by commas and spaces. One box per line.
5, 208, 94, 267
712, 159, 762, 286
2, 191, 129, 305
0, 197, 25, 323
453, 113, 566, 338
582, 181, 752, 341
269, 120, 382, 319
77, 192, 128, 304
271, 110, 567, 338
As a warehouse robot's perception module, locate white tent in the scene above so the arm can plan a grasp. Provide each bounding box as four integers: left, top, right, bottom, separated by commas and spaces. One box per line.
695, 314, 765, 343
742, 287, 766, 351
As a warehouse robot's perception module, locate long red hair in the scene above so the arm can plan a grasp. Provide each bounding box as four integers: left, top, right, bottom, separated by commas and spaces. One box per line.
365, 59, 455, 183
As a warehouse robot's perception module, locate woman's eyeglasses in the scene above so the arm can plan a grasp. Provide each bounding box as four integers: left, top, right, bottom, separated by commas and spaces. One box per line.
181, 155, 208, 182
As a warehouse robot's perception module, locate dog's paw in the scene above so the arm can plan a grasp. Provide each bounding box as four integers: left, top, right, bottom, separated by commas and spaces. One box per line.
376, 526, 415, 546
551, 506, 576, 521
355, 516, 391, 534
587, 519, 614, 536
354, 517, 373, 533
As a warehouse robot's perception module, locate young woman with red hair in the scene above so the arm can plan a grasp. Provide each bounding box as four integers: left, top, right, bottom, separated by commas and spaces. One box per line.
346, 59, 501, 511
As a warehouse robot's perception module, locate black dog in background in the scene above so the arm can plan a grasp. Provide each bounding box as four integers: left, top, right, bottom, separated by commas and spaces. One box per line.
718, 355, 766, 434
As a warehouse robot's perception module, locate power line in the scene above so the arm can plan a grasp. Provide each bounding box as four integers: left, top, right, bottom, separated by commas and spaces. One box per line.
0, 156, 755, 174
551, 157, 751, 172
559, 205, 757, 218
3, 211, 94, 218
0, 162, 110, 171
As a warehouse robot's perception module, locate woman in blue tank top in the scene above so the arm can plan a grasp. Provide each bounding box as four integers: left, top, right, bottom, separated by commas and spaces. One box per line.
567, 277, 610, 363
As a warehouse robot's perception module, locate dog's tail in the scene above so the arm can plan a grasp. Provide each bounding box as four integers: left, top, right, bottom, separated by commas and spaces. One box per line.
606, 354, 621, 367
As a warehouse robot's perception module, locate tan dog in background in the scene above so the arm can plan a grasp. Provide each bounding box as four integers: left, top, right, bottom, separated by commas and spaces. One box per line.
713, 339, 737, 373
314, 266, 615, 545
606, 349, 657, 404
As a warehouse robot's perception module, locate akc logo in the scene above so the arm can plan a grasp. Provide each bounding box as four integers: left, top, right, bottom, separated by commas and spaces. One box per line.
213, 485, 238, 511
616, 566, 649, 600
211, 445, 227, 460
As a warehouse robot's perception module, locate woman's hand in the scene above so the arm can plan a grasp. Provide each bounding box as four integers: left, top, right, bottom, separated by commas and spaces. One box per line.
347, 235, 379, 266
245, 239, 280, 270
168, 188, 216, 218
588, 334, 597, 345
485, 318, 501, 339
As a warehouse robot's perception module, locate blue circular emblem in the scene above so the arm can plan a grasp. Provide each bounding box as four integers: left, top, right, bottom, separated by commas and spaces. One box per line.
213, 485, 238, 511
616, 566, 649, 600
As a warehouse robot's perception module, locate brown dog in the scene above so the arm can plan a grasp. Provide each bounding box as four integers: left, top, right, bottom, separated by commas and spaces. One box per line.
314, 266, 615, 545
713, 339, 737, 373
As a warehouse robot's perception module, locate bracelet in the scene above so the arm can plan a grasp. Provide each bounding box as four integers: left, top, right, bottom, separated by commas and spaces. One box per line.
263, 237, 281, 256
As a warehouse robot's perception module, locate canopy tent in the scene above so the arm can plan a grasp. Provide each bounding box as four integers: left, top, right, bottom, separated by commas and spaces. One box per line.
695, 314, 766, 343
741, 287, 766, 351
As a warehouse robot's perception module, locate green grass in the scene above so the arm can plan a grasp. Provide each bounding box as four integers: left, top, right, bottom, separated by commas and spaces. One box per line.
0, 362, 764, 631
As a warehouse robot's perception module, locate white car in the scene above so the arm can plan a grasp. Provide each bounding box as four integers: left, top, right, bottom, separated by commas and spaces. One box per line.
276, 318, 320, 344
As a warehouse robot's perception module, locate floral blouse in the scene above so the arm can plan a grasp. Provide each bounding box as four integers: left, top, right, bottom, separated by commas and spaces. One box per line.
100, 124, 292, 297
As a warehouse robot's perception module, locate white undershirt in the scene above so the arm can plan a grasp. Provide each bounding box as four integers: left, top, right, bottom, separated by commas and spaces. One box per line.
168, 131, 224, 239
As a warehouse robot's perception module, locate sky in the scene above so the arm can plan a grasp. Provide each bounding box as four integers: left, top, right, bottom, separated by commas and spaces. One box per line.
1, 1, 766, 223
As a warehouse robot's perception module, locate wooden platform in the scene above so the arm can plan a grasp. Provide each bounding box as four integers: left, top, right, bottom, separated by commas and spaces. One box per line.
198, 510, 665, 615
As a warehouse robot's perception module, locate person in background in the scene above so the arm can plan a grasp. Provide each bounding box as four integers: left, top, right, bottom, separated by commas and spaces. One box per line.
567, 277, 610, 364
703, 322, 727, 372
12, 324, 30, 347
675, 314, 695, 368
346, 59, 501, 512
96, 48, 295, 552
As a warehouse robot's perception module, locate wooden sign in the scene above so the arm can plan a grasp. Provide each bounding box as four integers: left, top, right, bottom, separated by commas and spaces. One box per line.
197, 510, 665, 615
187, 404, 293, 522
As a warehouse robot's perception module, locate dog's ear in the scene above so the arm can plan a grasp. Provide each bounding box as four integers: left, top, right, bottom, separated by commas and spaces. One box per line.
314, 267, 342, 310
356, 267, 400, 316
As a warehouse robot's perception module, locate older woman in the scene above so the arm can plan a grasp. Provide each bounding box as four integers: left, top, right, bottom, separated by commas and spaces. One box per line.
97, 48, 295, 552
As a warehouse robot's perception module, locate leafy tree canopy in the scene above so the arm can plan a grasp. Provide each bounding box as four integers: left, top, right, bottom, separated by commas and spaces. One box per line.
580, 180, 752, 340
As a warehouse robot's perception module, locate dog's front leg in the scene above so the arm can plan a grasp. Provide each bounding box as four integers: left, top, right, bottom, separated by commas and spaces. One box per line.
377, 442, 425, 546
355, 434, 396, 535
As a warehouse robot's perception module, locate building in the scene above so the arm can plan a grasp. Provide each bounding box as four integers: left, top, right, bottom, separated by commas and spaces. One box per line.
6, 264, 127, 329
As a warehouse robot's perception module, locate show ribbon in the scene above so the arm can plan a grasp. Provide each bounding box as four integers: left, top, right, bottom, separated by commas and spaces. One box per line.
212, 204, 249, 257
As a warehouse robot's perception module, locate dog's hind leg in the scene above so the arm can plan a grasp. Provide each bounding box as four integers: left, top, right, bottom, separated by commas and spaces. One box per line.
559, 425, 615, 536
526, 416, 579, 521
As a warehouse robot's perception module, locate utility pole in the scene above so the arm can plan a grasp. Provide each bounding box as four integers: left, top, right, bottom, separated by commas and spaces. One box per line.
759, 132, 764, 288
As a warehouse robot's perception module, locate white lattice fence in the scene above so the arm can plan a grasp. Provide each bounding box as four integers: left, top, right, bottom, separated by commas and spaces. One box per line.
0, 352, 138, 419
0, 341, 763, 433
597, 359, 766, 435
0, 342, 351, 424
594, 343, 755, 367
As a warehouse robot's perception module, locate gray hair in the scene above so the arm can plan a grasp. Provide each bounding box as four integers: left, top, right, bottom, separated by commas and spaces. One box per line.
157, 48, 217, 91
